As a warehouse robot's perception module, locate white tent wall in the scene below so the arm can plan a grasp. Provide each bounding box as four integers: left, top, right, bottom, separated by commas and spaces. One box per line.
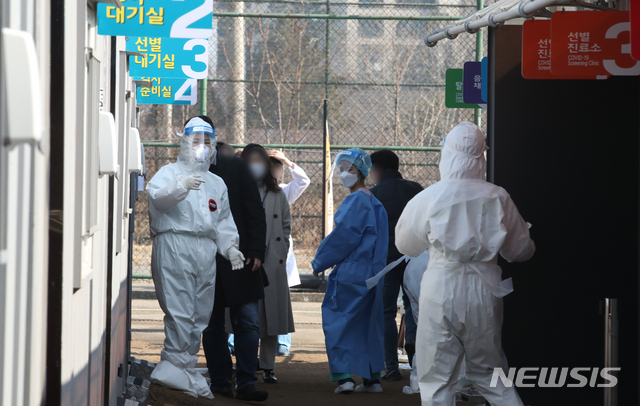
0, 0, 50, 405
57, 3, 135, 406
1, 0, 137, 405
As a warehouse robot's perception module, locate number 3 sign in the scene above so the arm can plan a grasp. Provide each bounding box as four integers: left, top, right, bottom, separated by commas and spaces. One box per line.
551, 11, 640, 79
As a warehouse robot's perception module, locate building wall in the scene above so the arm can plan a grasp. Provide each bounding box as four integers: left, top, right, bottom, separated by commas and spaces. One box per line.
1, 1, 138, 405
491, 24, 639, 404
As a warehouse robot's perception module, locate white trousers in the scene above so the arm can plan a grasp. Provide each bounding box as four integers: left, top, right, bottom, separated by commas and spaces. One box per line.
416, 266, 525, 406
150, 233, 217, 399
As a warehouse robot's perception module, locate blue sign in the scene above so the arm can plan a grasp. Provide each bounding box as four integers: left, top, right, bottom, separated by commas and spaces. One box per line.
127, 37, 209, 79
463, 62, 483, 105
481, 57, 488, 103
98, 0, 213, 39
136, 77, 198, 105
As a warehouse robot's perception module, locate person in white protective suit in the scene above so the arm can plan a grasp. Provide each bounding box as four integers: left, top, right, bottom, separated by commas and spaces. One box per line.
395, 122, 535, 406
401, 250, 429, 395
147, 118, 245, 399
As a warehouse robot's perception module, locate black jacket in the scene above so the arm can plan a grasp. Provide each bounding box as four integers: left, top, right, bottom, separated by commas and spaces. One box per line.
210, 155, 267, 307
370, 171, 423, 263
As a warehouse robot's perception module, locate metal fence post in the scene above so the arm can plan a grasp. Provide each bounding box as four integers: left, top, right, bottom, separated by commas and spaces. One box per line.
199, 79, 208, 116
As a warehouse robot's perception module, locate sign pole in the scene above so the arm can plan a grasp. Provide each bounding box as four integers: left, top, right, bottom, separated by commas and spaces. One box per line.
474, 0, 484, 127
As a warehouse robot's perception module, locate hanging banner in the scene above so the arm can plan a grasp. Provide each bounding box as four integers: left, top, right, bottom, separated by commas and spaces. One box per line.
551, 11, 640, 79
136, 77, 198, 105
481, 57, 488, 102
98, 0, 213, 39
445, 69, 479, 109
631, 0, 640, 60
463, 62, 483, 104
127, 37, 209, 79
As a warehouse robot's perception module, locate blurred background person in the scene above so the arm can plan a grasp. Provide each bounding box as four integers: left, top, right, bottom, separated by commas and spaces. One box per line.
217, 141, 237, 158
369, 149, 423, 380
396, 122, 535, 406
199, 116, 269, 402
268, 149, 311, 356
242, 144, 294, 384
311, 148, 388, 395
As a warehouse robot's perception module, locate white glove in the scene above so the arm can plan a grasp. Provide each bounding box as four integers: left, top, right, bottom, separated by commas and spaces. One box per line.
180, 174, 205, 190
227, 247, 246, 271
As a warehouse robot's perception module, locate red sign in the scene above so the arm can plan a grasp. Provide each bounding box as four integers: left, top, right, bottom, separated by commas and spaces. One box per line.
551, 11, 640, 79
522, 20, 553, 79
522, 20, 591, 79
631, 0, 640, 60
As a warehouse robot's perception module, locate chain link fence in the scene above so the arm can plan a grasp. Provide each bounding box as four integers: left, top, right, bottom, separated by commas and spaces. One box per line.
133, 0, 487, 279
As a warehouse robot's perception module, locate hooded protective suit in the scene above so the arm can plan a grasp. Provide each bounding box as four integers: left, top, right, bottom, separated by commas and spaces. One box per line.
147, 118, 240, 398
395, 122, 535, 406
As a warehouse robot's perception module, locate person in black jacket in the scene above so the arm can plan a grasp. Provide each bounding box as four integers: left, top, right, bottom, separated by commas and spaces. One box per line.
195, 116, 269, 402
369, 149, 423, 381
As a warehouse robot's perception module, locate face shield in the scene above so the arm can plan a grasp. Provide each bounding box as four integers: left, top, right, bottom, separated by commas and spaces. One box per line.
189, 131, 214, 162
330, 149, 371, 179
178, 118, 217, 172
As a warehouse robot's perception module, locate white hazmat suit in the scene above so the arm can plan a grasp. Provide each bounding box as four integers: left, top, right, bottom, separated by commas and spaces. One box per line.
147, 118, 241, 398
395, 122, 535, 406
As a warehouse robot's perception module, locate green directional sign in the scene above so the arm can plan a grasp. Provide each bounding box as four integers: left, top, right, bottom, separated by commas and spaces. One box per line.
445, 69, 480, 109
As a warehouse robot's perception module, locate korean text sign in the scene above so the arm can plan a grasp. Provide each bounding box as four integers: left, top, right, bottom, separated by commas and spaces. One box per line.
127, 37, 209, 79
136, 78, 198, 105
98, 0, 213, 39
445, 69, 479, 109
463, 62, 483, 104
551, 11, 640, 79
522, 19, 591, 79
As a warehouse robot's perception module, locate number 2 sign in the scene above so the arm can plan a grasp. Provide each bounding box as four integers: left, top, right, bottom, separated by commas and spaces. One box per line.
551, 11, 640, 79
98, 0, 213, 39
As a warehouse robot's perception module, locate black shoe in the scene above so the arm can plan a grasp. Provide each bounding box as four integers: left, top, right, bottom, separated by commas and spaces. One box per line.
263, 369, 278, 383
211, 388, 234, 398
381, 369, 402, 381
236, 384, 269, 401
405, 343, 416, 368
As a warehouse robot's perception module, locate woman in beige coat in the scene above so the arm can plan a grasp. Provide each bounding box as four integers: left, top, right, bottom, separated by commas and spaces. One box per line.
241, 144, 294, 384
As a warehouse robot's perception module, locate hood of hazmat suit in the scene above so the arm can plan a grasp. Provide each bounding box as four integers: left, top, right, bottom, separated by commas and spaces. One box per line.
146, 117, 239, 399
395, 122, 535, 406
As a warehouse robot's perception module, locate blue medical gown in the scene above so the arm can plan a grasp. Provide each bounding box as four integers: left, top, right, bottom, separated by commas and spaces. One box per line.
311, 190, 389, 378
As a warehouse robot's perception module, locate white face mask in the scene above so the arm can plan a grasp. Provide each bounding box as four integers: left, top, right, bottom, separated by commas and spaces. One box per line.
340, 171, 359, 188
193, 144, 212, 162
250, 162, 268, 181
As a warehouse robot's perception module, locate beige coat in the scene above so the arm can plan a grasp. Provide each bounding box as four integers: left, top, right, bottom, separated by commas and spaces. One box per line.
258, 188, 294, 337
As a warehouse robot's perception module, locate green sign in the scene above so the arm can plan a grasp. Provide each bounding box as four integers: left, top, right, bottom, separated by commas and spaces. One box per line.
445, 69, 480, 109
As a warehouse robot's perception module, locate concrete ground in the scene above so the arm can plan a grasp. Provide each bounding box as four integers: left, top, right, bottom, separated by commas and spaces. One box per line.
131, 280, 475, 406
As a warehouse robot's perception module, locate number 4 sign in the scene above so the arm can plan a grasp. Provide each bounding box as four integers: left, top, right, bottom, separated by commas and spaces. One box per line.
136, 78, 198, 105
551, 11, 640, 79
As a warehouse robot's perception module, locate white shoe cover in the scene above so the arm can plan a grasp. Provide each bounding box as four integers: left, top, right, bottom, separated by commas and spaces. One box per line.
334, 381, 355, 394
150, 358, 214, 399
355, 383, 383, 393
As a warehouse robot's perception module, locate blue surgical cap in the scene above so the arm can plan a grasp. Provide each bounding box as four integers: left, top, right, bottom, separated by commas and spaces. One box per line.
334, 148, 372, 177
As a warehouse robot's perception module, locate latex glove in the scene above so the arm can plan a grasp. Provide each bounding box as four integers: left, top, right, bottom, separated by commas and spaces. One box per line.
227, 247, 246, 271
180, 174, 205, 190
